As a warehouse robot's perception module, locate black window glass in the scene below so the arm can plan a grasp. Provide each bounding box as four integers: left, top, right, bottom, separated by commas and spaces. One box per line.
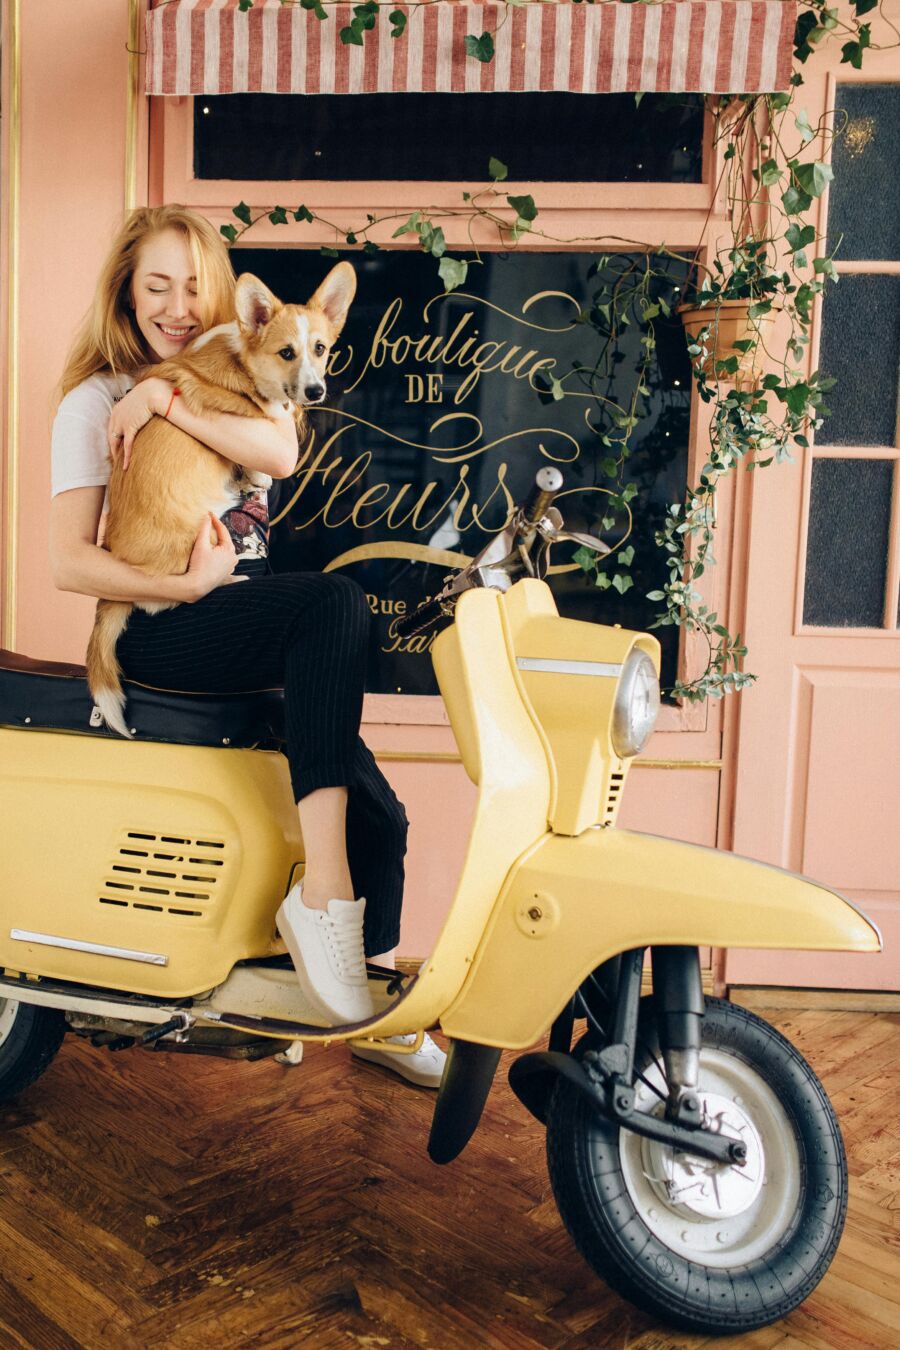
195, 92, 703, 182
235, 247, 692, 696
803, 458, 892, 627
828, 84, 900, 261
818, 275, 900, 447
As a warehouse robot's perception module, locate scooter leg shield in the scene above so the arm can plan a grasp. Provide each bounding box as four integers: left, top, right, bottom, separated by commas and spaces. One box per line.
441, 827, 881, 1050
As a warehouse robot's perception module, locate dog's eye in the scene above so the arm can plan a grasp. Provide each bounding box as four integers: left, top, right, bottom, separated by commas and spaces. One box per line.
278, 346, 296, 361
314, 341, 327, 357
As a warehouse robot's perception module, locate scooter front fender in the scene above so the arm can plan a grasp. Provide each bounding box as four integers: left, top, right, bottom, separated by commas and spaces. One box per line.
441, 828, 881, 1050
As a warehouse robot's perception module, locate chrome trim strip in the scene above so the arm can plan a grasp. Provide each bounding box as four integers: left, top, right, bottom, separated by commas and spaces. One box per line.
517, 657, 623, 678
10, 929, 168, 966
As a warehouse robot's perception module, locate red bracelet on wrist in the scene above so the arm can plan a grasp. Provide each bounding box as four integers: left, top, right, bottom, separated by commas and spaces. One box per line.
164, 387, 181, 419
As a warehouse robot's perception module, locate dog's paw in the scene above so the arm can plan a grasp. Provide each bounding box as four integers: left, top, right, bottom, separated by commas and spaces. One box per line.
243, 471, 273, 491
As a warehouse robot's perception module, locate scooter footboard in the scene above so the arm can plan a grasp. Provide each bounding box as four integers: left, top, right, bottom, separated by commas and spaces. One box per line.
440, 828, 881, 1049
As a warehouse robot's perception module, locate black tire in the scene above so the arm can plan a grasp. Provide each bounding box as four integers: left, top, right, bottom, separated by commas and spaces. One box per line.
546, 998, 847, 1335
0, 998, 66, 1102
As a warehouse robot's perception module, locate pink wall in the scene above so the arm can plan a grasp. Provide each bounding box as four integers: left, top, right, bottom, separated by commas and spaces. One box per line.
5, 1, 133, 660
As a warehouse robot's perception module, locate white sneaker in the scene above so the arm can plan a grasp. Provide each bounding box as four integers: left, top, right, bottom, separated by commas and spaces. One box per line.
350, 1032, 447, 1089
276, 883, 374, 1025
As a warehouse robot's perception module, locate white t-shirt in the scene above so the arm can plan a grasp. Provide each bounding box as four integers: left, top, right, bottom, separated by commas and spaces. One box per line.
51, 370, 136, 497
50, 369, 270, 563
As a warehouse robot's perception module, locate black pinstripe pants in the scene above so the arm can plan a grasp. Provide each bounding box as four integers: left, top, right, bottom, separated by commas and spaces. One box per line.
116, 571, 407, 955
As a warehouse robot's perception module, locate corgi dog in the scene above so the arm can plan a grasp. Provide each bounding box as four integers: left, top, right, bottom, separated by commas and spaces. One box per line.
86, 263, 356, 738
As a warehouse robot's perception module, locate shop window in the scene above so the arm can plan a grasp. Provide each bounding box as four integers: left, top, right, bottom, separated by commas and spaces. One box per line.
818, 275, 900, 447
194, 92, 704, 183
828, 84, 900, 261
803, 458, 893, 627
237, 247, 692, 695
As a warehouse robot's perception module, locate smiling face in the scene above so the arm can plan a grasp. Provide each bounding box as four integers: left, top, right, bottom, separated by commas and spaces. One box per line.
234, 264, 357, 406
130, 227, 203, 362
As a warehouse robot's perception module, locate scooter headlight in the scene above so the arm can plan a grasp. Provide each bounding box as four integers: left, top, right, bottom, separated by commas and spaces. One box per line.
612, 648, 660, 758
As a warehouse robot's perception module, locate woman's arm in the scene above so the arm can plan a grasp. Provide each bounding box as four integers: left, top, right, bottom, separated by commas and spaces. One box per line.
109, 377, 299, 478
50, 487, 242, 604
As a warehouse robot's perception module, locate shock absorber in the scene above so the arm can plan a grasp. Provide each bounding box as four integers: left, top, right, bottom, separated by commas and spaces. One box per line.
651, 946, 705, 1124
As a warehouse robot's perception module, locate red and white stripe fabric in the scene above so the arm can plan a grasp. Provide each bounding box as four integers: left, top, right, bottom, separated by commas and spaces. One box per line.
146, 0, 798, 97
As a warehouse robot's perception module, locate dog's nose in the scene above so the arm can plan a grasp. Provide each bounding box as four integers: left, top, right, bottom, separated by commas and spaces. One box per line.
304, 383, 325, 403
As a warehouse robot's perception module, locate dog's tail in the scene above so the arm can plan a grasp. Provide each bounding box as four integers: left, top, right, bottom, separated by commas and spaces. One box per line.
86, 600, 134, 739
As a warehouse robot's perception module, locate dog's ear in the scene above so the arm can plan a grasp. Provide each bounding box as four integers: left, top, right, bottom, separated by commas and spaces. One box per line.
308, 262, 357, 336
235, 273, 280, 335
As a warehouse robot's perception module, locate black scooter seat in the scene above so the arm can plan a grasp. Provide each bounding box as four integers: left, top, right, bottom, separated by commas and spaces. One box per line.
0, 648, 285, 750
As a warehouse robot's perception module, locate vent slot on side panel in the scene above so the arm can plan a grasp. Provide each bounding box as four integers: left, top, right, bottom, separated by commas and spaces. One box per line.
99, 830, 227, 920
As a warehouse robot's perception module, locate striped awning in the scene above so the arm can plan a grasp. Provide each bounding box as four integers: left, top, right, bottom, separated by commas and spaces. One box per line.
146, 0, 798, 97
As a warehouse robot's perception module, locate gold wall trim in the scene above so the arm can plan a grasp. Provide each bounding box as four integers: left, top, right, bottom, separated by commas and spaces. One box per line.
3, 0, 21, 650
125, 0, 142, 211
374, 750, 723, 770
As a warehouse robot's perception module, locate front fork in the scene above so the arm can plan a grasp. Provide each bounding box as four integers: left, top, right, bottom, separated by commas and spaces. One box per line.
552, 945, 743, 1166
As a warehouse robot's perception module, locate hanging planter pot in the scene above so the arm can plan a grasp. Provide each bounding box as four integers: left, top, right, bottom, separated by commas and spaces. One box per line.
677, 298, 780, 388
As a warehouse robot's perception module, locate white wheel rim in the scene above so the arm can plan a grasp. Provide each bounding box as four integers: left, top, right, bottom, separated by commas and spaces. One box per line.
0, 999, 20, 1049
618, 1047, 802, 1268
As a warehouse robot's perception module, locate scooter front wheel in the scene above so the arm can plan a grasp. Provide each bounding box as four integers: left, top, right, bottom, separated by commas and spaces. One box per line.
546, 998, 847, 1335
0, 998, 66, 1102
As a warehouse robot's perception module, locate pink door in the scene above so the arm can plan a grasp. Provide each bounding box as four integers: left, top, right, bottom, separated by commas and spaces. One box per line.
726, 58, 900, 992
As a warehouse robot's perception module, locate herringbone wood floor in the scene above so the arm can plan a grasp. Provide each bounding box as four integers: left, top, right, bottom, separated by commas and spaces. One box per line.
0, 1008, 897, 1349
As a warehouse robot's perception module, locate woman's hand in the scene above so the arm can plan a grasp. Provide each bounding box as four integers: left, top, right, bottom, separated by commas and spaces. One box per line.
108, 377, 174, 468
183, 513, 245, 601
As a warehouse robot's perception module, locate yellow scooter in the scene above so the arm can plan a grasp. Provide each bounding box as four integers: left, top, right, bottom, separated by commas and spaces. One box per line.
0, 469, 880, 1336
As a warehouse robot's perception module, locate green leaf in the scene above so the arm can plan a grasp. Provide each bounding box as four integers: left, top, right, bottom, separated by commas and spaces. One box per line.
340, 23, 364, 47
238, 0, 253, 11
438, 256, 468, 293
268, 206, 288, 226
388, 9, 407, 38
300, 0, 327, 18
507, 193, 537, 223
293, 205, 314, 223
793, 10, 819, 63
619, 544, 635, 567
794, 160, 834, 198
426, 225, 446, 258
319, 245, 340, 258
841, 25, 871, 69
549, 375, 565, 402
594, 572, 612, 590
758, 158, 782, 187
572, 546, 594, 572
233, 201, 253, 226
345, 231, 357, 245
782, 183, 812, 215
854, 0, 877, 12
220, 223, 238, 244
612, 574, 634, 595
464, 32, 495, 63
793, 109, 814, 145
488, 156, 508, 182
795, 109, 815, 145
785, 222, 816, 252
783, 382, 811, 414
392, 211, 421, 239
363, 240, 381, 255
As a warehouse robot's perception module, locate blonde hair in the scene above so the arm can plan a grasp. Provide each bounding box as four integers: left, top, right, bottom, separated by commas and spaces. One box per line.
57, 205, 236, 400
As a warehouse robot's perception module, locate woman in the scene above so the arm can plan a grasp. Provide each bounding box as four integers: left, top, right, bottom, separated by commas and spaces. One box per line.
49, 204, 445, 1088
